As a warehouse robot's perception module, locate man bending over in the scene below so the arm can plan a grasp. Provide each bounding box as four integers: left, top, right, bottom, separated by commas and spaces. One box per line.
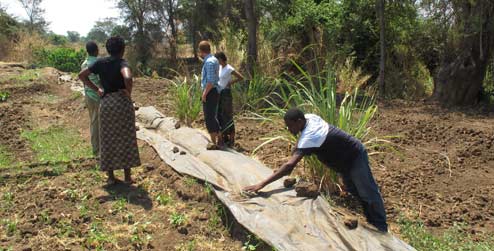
243, 108, 388, 232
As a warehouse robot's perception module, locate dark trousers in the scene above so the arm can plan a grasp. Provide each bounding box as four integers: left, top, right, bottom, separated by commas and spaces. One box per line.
202, 89, 220, 133
218, 89, 235, 142
342, 148, 388, 232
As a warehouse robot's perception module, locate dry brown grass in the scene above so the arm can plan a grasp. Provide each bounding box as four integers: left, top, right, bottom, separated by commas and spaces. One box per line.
7, 31, 50, 63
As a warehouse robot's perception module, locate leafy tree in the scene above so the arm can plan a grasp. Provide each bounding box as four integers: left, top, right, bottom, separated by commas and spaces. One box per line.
111, 25, 132, 42
150, 0, 180, 61
86, 28, 107, 43
179, 0, 223, 58
86, 18, 119, 43
47, 32, 68, 45
0, 5, 19, 38
66, 31, 80, 43
117, 0, 154, 66
18, 0, 47, 32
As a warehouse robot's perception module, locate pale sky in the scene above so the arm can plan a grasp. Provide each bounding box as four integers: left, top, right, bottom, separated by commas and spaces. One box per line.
2, 0, 121, 36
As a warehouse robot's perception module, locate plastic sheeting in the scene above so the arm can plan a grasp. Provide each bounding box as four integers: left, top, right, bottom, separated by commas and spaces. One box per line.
135, 106, 415, 251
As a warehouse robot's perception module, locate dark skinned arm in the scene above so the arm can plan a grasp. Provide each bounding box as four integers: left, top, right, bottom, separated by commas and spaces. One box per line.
121, 66, 133, 97
243, 151, 304, 192
227, 70, 245, 88
78, 68, 103, 96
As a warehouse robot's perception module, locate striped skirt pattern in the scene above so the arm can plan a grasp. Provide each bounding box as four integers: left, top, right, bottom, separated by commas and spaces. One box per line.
99, 91, 141, 171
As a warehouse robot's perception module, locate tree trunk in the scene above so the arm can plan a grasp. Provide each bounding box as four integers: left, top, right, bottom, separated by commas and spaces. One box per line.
433, 1, 494, 105
244, 0, 257, 78
377, 0, 386, 97
167, 0, 177, 63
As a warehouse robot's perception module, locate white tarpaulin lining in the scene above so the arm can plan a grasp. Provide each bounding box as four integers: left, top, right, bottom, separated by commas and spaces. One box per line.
135, 106, 415, 251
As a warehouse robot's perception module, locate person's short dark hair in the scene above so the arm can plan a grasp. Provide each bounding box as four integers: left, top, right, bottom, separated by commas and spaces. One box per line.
215, 51, 227, 62
106, 36, 125, 56
198, 40, 211, 53
284, 108, 305, 121
85, 41, 98, 56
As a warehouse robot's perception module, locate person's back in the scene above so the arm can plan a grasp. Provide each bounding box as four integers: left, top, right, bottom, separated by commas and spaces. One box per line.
298, 114, 364, 172
89, 56, 128, 95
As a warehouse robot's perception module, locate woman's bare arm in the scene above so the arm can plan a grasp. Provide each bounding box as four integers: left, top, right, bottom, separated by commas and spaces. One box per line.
78, 68, 103, 96
229, 70, 245, 87
121, 67, 133, 97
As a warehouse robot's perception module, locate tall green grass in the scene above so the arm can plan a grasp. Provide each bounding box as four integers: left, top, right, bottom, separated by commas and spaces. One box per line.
171, 75, 202, 125
256, 61, 378, 188
232, 71, 279, 111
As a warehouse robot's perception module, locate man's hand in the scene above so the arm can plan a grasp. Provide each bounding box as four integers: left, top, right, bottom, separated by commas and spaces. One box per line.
202, 92, 207, 103
97, 88, 104, 97
243, 183, 265, 193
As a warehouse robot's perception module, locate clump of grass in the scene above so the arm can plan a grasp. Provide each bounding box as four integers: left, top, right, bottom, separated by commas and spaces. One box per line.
177, 239, 197, 251
0, 91, 10, 102
111, 197, 127, 215
86, 222, 114, 250
184, 177, 197, 187
232, 71, 279, 111
62, 188, 79, 202
169, 212, 186, 227
171, 75, 202, 125
2, 218, 18, 236
2, 191, 14, 204
256, 60, 378, 187
56, 219, 76, 238
129, 221, 152, 249
399, 218, 494, 251
21, 126, 92, 163
336, 57, 371, 93
242, 234, 261, 251
156, 193, 172, 206
0, 145, 13, 168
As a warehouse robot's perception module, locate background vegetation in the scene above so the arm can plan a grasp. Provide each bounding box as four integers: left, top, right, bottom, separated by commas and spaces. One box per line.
1, 0, 493, 104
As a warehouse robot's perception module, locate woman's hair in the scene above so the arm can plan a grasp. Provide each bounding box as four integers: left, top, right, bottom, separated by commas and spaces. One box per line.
106, 36, 125, 56
284, 108, 305, 121
215, 51, 227, 62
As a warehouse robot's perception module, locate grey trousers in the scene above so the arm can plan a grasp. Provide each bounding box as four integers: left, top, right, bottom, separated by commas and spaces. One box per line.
86, 96, 100, 157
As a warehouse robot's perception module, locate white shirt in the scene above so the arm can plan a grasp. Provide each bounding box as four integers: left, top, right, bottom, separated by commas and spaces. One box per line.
218, 64, 235, 91
297, 114, 329, 149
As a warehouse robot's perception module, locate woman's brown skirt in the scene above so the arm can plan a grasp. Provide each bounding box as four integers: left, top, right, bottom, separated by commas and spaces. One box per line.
99, 91, 141, 171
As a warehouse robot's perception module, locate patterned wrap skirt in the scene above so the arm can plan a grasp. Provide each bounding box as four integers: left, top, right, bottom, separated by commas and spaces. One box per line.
99, 91, 141, 171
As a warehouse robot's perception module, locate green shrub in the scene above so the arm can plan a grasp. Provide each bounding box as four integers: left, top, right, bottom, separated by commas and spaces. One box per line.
34, 47, 86, 73
171, 75, 202, 125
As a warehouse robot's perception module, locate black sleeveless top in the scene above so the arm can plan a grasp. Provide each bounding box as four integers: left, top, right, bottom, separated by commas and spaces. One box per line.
88, 57, 129, 94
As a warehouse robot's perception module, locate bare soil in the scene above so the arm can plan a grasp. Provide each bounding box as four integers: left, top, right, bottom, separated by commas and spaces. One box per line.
0, 65, 247, 250
2, 63, 493, 250
131, 75, 494, 238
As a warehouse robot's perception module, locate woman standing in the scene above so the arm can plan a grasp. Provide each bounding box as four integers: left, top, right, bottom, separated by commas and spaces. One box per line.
79, 36, 141, 185
214, 52, 244, 147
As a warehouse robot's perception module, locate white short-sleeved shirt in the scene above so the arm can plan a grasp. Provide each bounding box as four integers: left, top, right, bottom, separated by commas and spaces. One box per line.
218, 64, 235, 91
297, 114, 330, 149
